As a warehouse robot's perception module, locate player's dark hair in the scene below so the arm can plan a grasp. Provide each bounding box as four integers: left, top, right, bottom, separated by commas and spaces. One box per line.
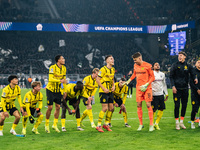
76, 81, 83, 90
132, 52, 142, 58
55, 55, 62, 62
178, 51, 187, 57
105, 55, 113, 61
8, 75, 18, 83
152, 62, 159, 67
120, 77, 126, 81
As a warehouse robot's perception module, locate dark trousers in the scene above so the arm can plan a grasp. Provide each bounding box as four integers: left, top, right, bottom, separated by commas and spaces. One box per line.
128, 85, 133, 95
191, 92, 200, 121
173, 89, 188, 119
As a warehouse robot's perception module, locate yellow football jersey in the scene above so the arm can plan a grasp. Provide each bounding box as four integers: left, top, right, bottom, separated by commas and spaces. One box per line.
0, 84, 22, 112
113, 82, 128, 104
83, 75, 98, 97
98, 66, 115, 93
46, 64, 66, 93
64, 84, 89, 99
23, 90, 43, 116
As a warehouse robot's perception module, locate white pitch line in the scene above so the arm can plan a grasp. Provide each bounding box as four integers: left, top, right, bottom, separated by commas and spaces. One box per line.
4, 116, 191, 124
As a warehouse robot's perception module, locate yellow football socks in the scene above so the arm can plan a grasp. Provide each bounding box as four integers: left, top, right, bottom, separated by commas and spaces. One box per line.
61, 118, 66, 128
45, 119, 49, 126
76, 118, 81, 127
98, 111, 105, 126
12, 123, 17, 130
80, 109, 88, 122
123, 112, 128, 124
22, 116, 28, 128
34, 114, 44, 129
105, 111, 112, 125
155, 110, 163, 125
53, 118, 58, 127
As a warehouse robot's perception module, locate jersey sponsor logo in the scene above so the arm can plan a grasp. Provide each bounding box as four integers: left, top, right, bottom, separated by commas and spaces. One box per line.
54, 74, 63, 77
105, 75, 114, 78
136, 72, 146, 74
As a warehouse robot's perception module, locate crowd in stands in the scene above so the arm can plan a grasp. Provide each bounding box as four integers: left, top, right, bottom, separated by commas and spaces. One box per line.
0, 0, 199, 25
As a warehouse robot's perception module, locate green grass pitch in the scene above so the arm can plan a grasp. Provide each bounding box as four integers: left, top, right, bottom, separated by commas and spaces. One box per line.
0, 88, 199, 150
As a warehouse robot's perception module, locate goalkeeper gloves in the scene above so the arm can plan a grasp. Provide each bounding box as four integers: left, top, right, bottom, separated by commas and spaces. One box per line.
122, 79, 131, 86
29, 116, 35, 124
140, 83, 149, 92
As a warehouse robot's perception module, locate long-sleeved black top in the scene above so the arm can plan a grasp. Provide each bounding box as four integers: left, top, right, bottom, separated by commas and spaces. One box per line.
170, 61, 196, 89
190, 67, 200, 93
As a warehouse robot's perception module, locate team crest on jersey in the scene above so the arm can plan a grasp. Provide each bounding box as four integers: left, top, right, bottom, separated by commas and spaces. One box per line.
192, 101, 195, 105
103, 99, 106, 102
184, 66, 188, 70
141, 67, 144, 70
50, 68, 54, 73
25, 98, 29, 102
174, 97, 178, 101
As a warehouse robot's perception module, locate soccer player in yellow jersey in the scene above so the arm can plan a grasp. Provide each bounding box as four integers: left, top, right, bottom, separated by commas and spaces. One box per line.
109, 77, 131, 128
96, 55, 115, 132
0, 75, 24, 136
61, 81, 92, 131
45, 55, 66, 133
80, 68, 99, 128
21, 81, 43, 135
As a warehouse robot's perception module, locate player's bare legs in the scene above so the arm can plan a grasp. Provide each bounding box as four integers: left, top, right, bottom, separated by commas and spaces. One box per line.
10, 110, 21, 135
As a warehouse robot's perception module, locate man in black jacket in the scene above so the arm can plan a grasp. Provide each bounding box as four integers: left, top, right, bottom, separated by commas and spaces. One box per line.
190, 60, 200, 129
170, 51, 197, 130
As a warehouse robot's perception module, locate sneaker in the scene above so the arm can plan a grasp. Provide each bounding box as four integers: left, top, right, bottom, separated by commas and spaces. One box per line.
154, 124, 160, 130
137, 125, 144, 131
77, 127, 84, 131
191, 122, 195, 129
10, 129, 17, 135
62, 127, 67, 132
194, 118, 199, 123
176, 123, 180, 130
22, 128, 26, 135
130, 95, 132, 98
179, 123, 186, 129
45, 125, 50, 133
108, 123, 112, 128
91, 124, 96, 128
32, 128, 40, 134
149, 125, 154, 132
96, 126, 104, 132
0, 130, 3, 136
103, 124, 112, 131
52, 125, 60, 133
125, 123, 131, 128
127, 95, 129, 98
80, 122, 85, 127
